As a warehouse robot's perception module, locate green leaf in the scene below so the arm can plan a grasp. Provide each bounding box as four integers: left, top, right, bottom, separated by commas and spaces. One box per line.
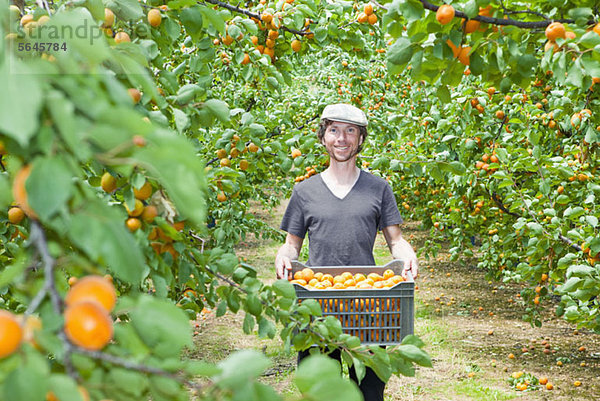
28, 157, 73, 221
395, 344, 432, 367
176, 84, 201, 105
68, 199, 145, 284
166, 0, 196, 9
173, 107, 190, 133
305, 377, 362, 401
239, 18, 258, 35
567, 264, 593, 277
46, 90, 82, 154
558, 277, 582, 293
184, 360, 221, 377
216, 301, 227, 317
516, 54, 537, 77
132, 129, 207, 227
581, 57, 600, 78
367, 346, 392, 382
243, 312, 255, 334
351, 355, 366, 383
401, 334, 425, 348
566, 59, 583, 87
294, 354, 341, 393
199, 4, 225, 34
180, 6, 203, 37
387, 37, 413, 66
266, 77, 280, 91
464, 0, 478, 18
130, 295, 192, 358
558, 253, 577, 268
449, 161, 466, 175
564, 206, 585, 219
0, 61, 42, 147
584, 125, 598, 144
0, 256, 27, 290
258, 316, 276, 338
214, 253, 238, 275
107, 368, 148, 396
39, 9, 111, 65
436, 85, 451, 103
106, 0, 143, 20
494, 148, 509, 163
215, 349, 271, 390
0, 174, 11, 209
85, 0, 105, 20
47, 374, 85, 401
3, 349, 49, 401
272, 279, 296, 299
564, 305, 579, 320
526, 222, 543, 235
203, 99, 230, 123
315, 27, 328, 42
470, 51, 484, 76
113, 323, 150, 358
245, 294, 262, 316
568, 7, 592, 19
252, 382, 282, 401
149, 376, 181, 398
302, 298, 322, 316
387, 20, 405, 38
397, 0, 424, 22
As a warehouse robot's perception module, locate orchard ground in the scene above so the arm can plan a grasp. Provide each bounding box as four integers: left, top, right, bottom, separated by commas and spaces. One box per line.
188, 200, 600, 401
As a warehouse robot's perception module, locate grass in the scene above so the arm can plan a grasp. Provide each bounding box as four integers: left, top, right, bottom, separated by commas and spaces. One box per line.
452, 379, 514, 401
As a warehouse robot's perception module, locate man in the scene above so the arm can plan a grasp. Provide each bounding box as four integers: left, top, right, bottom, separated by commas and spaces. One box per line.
275, 103, 419, 401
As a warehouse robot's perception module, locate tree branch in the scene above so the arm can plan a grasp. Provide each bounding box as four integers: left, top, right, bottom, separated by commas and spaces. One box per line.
202, 0, 311, 36
73, 346, 198, 384
29, 221, 62, 315
489, 192, 521, 217
499, 0, 548, 20
369, 0, 388, 12
420, 0, 576, 28
29, 221, 78, 378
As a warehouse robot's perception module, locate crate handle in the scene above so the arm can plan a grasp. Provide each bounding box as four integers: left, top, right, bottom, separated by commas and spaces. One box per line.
290, 260, 407, 272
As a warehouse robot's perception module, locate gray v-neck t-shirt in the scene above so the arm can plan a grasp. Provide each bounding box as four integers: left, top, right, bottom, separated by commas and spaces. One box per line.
280, 169, 403, 267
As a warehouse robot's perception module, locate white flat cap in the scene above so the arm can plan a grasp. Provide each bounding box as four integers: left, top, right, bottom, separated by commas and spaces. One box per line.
321, 103, 368, 127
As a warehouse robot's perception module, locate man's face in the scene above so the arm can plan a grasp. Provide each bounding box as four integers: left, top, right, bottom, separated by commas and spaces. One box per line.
321, 121, 364, 163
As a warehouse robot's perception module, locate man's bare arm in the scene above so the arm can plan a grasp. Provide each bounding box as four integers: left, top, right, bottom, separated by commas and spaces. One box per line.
275, 233, 304, 279
382, 224, 418, 279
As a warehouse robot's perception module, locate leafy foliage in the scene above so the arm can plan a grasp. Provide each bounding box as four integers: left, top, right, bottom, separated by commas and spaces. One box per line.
1, 0, 600, 399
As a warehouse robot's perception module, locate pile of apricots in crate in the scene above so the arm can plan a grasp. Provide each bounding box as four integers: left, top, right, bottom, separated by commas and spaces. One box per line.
290, 267, 405, 290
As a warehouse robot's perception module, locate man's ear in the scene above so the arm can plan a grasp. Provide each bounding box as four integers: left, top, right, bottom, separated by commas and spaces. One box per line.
359, 135, 364, 146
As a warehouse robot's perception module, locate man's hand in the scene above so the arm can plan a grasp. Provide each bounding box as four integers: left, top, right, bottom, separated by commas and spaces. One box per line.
275, 233, 303, 280
275, 254, 293, 280
382, 224, 418, 280
401, 257, 418, 281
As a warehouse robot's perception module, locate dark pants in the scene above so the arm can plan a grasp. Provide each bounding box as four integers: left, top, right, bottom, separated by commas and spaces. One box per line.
297, 348, 385, 401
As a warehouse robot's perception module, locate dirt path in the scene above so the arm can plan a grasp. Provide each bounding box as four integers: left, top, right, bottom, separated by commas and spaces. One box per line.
189, 203, 600, 400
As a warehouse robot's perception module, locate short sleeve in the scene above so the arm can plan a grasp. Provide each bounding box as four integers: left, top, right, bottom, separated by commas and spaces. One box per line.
378, 183, 403, 230
280, 187, 308, 238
